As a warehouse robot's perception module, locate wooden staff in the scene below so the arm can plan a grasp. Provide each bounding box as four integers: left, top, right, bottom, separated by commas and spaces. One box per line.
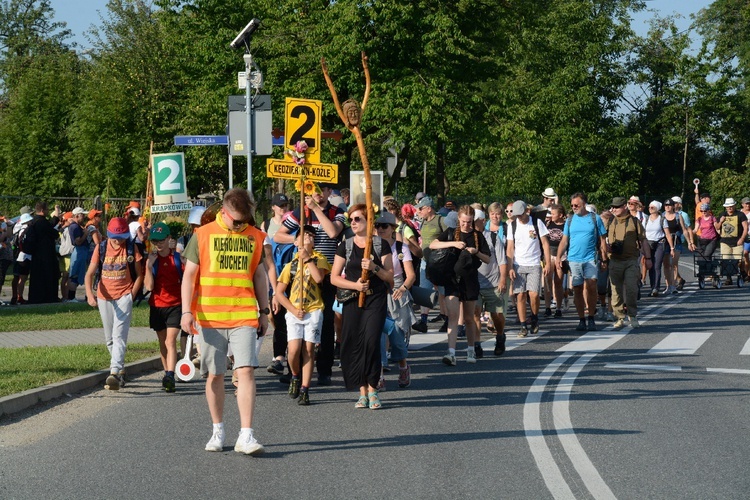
297, 174, 306, 310
146, 141, 154, 224
321, 52, 372, 307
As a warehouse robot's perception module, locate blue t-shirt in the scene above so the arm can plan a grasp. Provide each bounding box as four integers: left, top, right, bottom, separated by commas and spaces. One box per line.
563, 213, 606, 262
69, 222, 85, 248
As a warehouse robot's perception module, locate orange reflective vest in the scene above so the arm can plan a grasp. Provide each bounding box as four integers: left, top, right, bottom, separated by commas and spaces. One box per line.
191, 221, 266, 328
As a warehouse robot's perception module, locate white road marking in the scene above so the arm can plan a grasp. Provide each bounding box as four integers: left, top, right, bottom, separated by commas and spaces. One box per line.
553, 353, 617, 500
525, 289, 696, 498
706, 368, 750, 375
556, 330, 630, 353
647, 332, 712, 355
740, 337, 750, 356
604, 363, 682, 372
407, 330, 550, 350
523, 353, 578, 500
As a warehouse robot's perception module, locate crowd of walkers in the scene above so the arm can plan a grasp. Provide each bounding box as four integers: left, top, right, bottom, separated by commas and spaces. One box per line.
1, 181, 748, 456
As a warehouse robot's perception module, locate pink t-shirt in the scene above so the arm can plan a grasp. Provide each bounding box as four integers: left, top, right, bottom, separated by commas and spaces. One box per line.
697, 215, 718, 240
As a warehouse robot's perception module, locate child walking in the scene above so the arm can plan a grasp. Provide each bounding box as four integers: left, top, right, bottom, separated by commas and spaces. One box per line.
143, 222, 183, 392
274, 225, 330, 405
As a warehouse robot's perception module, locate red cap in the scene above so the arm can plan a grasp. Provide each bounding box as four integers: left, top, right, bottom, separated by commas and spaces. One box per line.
107, 217, 130, 239
88, 209, 102, 219
62, 211, 74, 220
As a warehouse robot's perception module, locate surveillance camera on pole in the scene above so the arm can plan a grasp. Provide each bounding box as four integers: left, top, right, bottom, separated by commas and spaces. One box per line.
230, 18, 261, 50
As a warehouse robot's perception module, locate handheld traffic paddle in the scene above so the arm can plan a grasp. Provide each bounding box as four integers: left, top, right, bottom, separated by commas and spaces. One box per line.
175, 334, 196, 382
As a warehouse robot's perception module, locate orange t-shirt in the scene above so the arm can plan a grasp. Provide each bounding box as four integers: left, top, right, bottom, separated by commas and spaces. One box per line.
94, 240, 142, 300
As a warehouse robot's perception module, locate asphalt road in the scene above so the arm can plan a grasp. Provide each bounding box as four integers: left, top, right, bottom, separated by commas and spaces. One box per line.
1, 270, 749, 499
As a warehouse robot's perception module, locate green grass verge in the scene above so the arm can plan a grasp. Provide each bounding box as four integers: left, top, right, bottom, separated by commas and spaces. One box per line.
0, 301, 150, 332
0, 341, 161, 398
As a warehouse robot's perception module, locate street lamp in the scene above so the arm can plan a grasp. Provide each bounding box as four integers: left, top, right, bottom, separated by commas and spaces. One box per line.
231, 18, 262, 193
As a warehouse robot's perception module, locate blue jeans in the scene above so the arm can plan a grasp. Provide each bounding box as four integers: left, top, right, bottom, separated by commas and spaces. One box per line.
381, 317, 408, 365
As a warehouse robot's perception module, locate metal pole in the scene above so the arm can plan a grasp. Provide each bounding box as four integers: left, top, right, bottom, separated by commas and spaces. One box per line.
244, 53, 253, 194
423, 160, 427, 193
228, 151, 233, 189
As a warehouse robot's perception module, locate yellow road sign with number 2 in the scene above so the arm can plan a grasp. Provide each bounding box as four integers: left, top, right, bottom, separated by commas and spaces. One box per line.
285, 98, 322, 164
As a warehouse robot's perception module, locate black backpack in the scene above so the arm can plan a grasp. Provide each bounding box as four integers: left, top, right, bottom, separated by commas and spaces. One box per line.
18, 223, 37, 255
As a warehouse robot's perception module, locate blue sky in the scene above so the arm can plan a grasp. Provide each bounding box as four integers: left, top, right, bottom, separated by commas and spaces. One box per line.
51, 1, 713, 49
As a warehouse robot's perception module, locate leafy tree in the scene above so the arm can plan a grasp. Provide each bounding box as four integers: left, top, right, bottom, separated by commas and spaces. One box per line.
67, 0, 184, 198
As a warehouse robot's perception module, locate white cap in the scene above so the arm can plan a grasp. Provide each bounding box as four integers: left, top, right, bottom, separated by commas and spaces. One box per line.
671, 196, 682, 204
187, 206, 206, 225
72, 207, 86, 215
474, 209, 486, 221
128, 207, 141, 216
649, 200, 662, 211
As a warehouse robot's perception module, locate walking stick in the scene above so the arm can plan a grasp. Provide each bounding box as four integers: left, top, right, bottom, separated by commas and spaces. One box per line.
321, 52, 372, 307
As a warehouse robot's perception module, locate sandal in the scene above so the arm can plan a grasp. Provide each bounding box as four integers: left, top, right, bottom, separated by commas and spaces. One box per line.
355, 395, 368, 409
367, 391, 382, 410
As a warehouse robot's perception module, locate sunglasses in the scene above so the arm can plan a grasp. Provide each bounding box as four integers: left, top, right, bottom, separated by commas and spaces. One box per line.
222, 209, 249, 229
375, 223, 392, 230
350, 216, 365, 223
627, 202, 636, 205
571, 203, 581, 208
505, 210, 512, 214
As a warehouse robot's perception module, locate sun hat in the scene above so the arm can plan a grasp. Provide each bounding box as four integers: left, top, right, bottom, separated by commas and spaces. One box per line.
542, 188, 557, 199
19, 213, 33, 224
107, 217, 130, 239
741, 197, 750, 205
628, 196, 640, 203
723, 197, 736, 207
511, 200, 527, 217
149, 221, 171, 241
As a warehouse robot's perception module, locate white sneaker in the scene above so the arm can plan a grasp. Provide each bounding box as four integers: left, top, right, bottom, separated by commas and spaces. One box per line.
629, 316, 640, 329
612, 318, 626, 329
205, 430, 225, 452
466, 349, 477, 364
234, 430, 265, 455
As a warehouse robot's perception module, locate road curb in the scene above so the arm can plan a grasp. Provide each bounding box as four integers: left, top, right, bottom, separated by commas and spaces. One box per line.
0, 355, 163, 418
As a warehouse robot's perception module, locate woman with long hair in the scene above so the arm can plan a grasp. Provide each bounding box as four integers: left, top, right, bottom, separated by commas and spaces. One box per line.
330, 204, 393, 409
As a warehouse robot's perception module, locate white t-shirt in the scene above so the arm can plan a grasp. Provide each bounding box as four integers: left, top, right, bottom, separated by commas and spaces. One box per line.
643, 215, 668, 242
390, 240, 413, 280
128, 221, 143, 243
507, 217, 549, 267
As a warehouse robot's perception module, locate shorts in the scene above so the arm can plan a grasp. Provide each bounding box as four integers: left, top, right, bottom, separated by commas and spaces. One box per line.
744, 242, 750, 253
477, 286, 507, 314
59, 256, 70, 273
512, 264, 542, 294
720, 243, 743, 259
200, 326, 259, 375
13, 260, 30, 276
149, 305, 181, 331
569, 260, 598, 287
443, 277, 479, 302
285, 309, 323, 343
